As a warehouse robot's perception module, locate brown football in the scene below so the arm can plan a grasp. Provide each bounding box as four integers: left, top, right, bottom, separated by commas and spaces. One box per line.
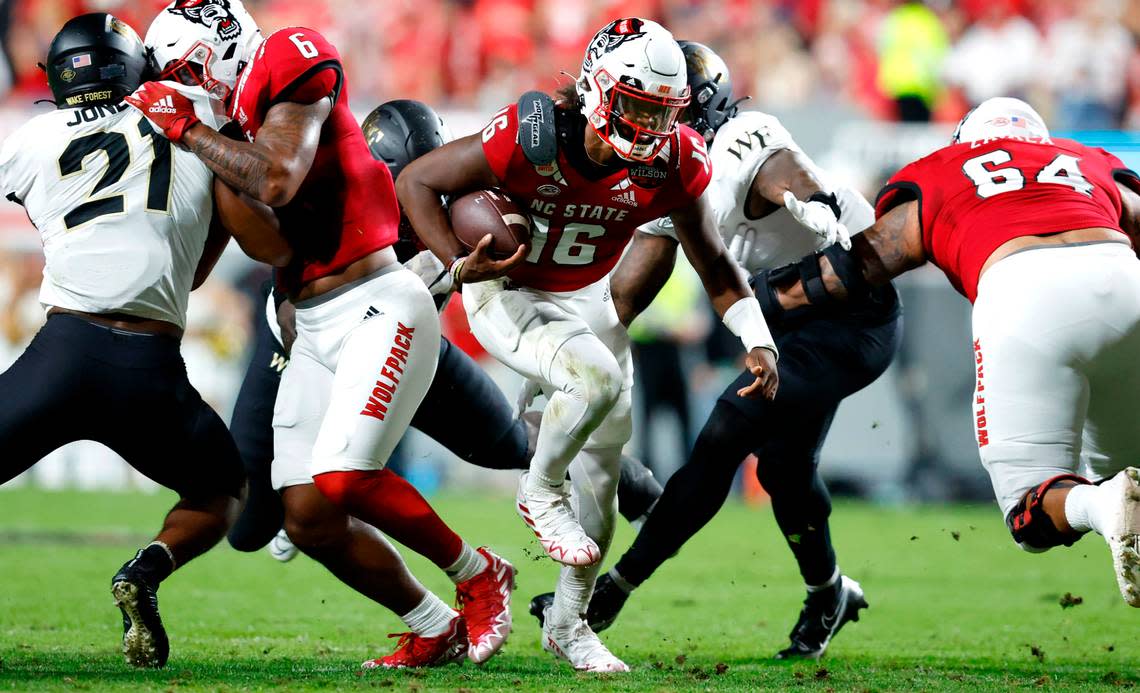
449, 189, 532, 259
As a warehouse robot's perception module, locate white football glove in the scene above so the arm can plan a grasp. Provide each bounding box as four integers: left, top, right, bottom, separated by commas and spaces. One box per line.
516, 378, 543, 417
783, 191, 852, 250
403, 249, 453, 302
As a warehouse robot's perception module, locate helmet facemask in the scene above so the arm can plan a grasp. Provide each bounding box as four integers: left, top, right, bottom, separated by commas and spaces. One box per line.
589, 71, 689, 161
152, 41, 237, 101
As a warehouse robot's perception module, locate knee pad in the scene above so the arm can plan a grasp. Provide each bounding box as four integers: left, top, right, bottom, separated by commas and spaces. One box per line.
1006, 474, 1090, 550
585, 388, 632, 449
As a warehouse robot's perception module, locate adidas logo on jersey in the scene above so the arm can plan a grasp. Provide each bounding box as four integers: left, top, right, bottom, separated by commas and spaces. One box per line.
362, 305, 382, 322
610, 190, 638, 207
148, 95, 179, 115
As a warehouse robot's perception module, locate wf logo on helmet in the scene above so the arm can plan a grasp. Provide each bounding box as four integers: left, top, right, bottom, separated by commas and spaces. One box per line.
168, 0, 243, 41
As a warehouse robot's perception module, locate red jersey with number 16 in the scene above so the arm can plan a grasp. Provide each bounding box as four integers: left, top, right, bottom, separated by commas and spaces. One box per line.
875, 136, 1140, 302
229, 28, 399, 288
481, 103, 712, 292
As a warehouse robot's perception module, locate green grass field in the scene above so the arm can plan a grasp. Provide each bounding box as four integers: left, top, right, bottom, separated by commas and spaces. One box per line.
0, 488, 1136, 691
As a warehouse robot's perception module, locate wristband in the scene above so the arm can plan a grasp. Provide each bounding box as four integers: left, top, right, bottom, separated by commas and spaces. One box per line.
448, 256, 466, 287
808, 191, 842, 220
722, 297, 778, 360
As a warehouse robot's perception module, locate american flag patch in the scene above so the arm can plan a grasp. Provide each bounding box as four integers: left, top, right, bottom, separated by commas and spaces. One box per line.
71, 54, 92, 68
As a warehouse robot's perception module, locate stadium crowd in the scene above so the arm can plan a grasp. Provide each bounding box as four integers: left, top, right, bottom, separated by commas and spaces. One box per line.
1, 0, 1139, 128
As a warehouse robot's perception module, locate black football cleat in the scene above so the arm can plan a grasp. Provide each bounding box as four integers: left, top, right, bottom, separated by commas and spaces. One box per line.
111, 562, 169, 668
775, 575, 867, 660
529, 572, 631, 632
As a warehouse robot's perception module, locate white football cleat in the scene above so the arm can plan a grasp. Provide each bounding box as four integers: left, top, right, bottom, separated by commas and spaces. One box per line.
268, 529, 298, 563
541, 608, 629, 673
516, 473, 600, 566
1102, 467, 1140, 607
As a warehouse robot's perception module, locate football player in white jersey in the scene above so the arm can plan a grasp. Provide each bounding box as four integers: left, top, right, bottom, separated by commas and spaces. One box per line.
0, 14, 286, 669
531, 42, 902, 659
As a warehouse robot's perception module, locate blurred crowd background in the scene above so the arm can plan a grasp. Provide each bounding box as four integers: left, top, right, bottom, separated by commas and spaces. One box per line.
1, 0, 1137, 502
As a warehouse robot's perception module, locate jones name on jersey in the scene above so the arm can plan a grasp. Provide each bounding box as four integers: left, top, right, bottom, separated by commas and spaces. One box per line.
641, 111, 873, 274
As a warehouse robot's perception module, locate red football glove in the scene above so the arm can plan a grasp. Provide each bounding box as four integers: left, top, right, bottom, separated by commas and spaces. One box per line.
124, 82, 201, 144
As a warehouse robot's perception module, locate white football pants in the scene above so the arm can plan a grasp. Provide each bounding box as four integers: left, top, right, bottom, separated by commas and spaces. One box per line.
972, 241, 1140, 519
271, 265, 441, 490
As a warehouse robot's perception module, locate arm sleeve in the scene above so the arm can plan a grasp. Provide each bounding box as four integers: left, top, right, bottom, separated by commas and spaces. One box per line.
874, 161, 924, 219
265, 29, 344, 107
638, 215, 679, 241
480, 104, 522, 183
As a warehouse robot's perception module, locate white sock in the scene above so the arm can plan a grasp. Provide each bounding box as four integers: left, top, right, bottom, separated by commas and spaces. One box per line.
806, 566, 840, 593
527, 469, 566, 493
400, 592, 458, 638
1065, 484, 1107, 535
445, 542, 488, 584
551, 565, 598, 626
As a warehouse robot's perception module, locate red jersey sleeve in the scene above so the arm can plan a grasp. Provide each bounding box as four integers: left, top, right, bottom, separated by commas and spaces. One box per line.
675, 124, 713, 200
1095, 147, 1140, 195
480, 104, 525, 183
262, 28, 344, 106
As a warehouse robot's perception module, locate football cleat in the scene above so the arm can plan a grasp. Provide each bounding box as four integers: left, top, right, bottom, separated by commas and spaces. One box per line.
456, 547, 516, 663
541, 607, 629, 673
517, 472, 601, 566
529, 572, 629, 632
775, 575, 868, 660
110, 564, 169, 668
361, 616, 467, 669
1102, 467, 1140, 607
267, 528, 299, 563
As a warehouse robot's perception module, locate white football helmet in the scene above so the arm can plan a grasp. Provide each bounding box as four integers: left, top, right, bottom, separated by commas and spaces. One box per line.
576, 18, 690, 161
145, 0, 262, 101
952, 97, 1049, 144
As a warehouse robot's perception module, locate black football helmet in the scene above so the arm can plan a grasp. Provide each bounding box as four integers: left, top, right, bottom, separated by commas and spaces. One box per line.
362, 99, 452, 182
45, 13, 147, 108
361, 99, 451, 262
677, 40, 747, 141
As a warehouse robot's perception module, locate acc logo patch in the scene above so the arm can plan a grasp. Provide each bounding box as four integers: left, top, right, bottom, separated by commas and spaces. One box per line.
60, 68, 76, 83
537, 184, 561, 197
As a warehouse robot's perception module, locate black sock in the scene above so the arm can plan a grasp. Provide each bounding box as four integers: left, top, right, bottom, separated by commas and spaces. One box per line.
123, 543, 175, 588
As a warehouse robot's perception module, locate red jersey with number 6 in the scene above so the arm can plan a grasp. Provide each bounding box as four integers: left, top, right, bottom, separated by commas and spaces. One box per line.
876, 136, 1140, 302
229, 28, 399, 288
481, 103, 712, 292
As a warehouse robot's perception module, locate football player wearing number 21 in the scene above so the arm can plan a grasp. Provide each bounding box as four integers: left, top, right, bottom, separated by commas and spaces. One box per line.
400, 18, 779, 673
129, 0, 516, 670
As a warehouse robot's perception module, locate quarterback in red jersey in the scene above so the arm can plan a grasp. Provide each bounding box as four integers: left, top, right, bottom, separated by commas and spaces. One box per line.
771, 97, 1140, 608
127, 0, 515, 669
400, 18, 778, 672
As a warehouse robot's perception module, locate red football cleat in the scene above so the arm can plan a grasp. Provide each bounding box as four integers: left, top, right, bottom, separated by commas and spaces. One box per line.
456, 547, 517, 664
361, 616, 467, 669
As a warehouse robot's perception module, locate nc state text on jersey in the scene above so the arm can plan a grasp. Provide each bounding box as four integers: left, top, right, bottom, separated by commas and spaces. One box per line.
528, 199, 631, 222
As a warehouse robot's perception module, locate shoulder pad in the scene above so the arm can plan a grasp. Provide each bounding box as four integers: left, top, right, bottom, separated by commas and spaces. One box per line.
516, 91, 557, 166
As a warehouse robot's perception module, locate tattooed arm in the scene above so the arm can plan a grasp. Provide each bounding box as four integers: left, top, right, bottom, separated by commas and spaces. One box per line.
182, 98, 332, 208
774, 200, 925, 308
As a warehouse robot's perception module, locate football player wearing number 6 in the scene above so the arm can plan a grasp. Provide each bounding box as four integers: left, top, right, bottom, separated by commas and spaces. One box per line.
771, 97, 1140, 607
400, 18, 779, 672
0, 13, 287, 669
131, 0, 516, 669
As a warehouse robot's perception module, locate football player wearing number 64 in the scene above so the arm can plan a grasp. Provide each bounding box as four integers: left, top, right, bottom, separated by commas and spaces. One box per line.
772, 97, 1140, 609
399, 18, 779, 672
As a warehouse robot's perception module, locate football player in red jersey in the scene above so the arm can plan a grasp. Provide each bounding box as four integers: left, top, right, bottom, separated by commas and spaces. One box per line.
770, 97, 1140, 608
126, 0, 515, 669
399, 18, 779, 672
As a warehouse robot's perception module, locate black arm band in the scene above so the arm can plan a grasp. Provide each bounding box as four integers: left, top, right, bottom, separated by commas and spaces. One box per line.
750, 270, 786, 326
796, 250, 832, 306
808, 191, 842, 220
821, 242, 870, 302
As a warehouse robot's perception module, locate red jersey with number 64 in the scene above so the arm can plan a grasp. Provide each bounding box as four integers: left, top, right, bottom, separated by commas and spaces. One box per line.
481, 103, 712, 292
229, 28, 399, 288
876, 136, 1140, 302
